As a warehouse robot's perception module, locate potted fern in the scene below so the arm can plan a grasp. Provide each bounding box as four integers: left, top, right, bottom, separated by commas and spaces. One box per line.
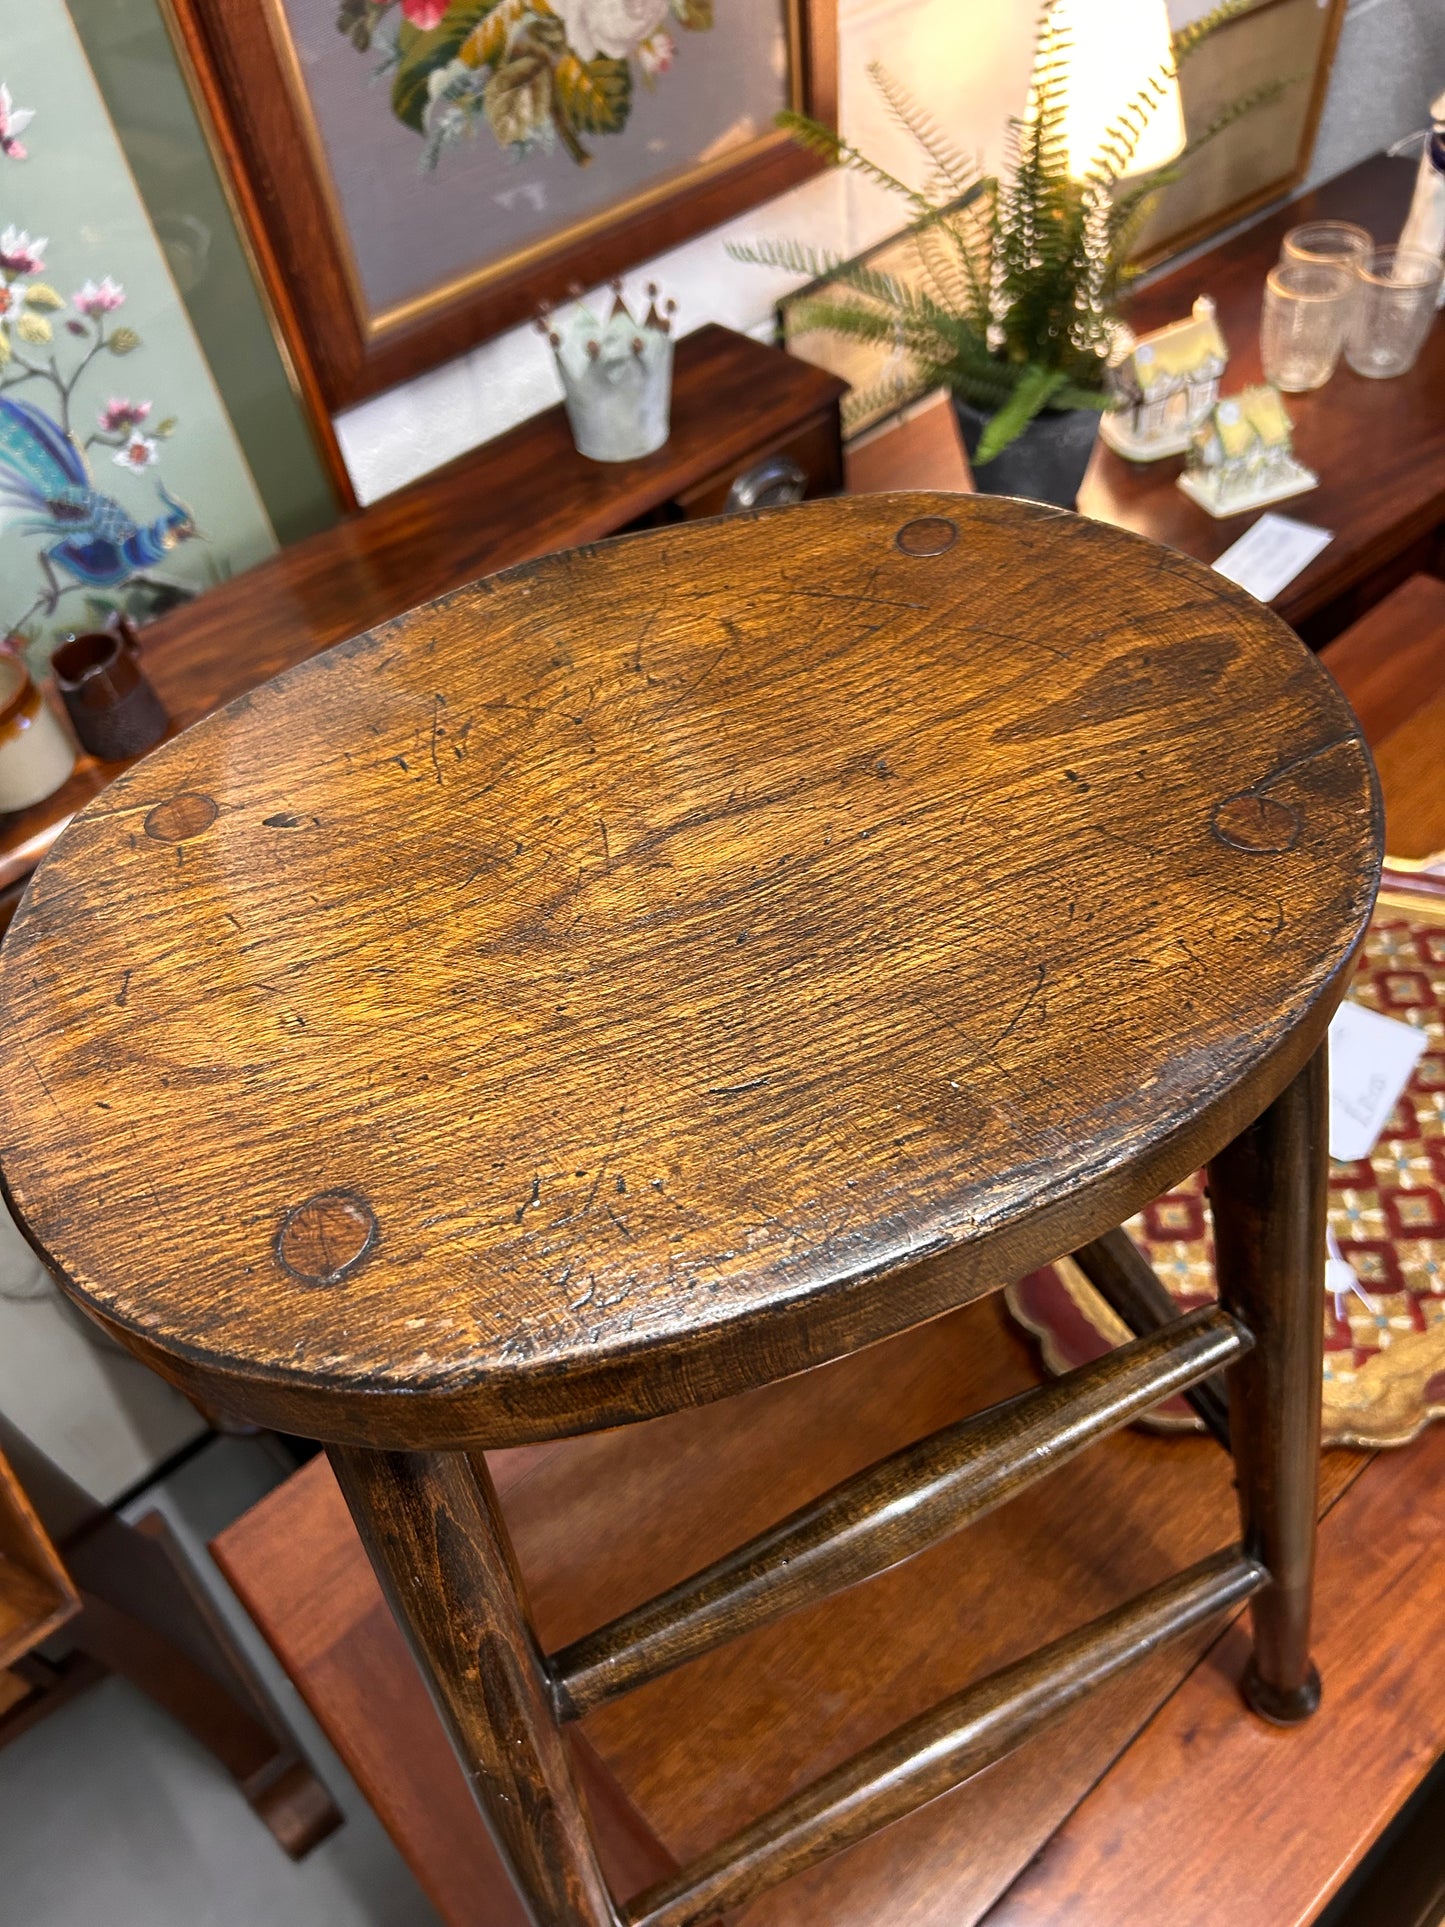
732, 3, 1277, 508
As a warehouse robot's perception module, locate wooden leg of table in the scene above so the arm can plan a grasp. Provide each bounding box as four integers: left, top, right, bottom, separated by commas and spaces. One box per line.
1207, 1043, 1328, 1725
330, 1443, 620, 1927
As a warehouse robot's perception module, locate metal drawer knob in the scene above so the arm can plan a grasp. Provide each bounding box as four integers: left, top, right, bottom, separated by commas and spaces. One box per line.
724, 454, 808, 513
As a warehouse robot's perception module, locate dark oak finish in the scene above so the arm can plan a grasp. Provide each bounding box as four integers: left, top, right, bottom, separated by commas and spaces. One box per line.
214, 1443, 679, 1925
0, 496, 1379, 1447
170, 0, 838, 409
551, 1306, 1248, 1720
626, 1550, 1265, 1927
0, 326, 844, 900
332, 1446, 620, 1927
984, 1410, 1445, 1927
1208, 1047, 1329, 1724
0, 494, 1381, 1926
1081, 154, 1445, 644
207, 563, 1438, 1927
1070, 1227, 1233, 1448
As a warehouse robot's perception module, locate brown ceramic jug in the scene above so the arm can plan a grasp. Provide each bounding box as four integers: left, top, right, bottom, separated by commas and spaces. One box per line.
51, 619, 168, 762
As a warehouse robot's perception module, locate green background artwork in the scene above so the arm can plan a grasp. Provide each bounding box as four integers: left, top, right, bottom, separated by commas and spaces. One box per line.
67, 0, 337, 551
0, 0, 277, 661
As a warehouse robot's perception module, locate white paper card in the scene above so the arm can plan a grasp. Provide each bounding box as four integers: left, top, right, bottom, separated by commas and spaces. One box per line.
1327, 1000, 1429, 1162
1212, 513, 1333, 603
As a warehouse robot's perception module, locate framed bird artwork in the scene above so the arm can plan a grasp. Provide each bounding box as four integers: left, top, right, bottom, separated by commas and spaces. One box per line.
0, 0, 345, 664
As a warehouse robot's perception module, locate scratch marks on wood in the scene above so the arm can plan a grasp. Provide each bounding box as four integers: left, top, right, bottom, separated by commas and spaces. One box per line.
653, 646, 730, 722
985, 960, 1051, 1057
8, 1017, 64, 1118
708, 1076, 770, 1098
781, 580, 927, 614
429, 693, 447, 786
514, 1174, 543, 1225
0, 492, 1384, 1444
1211, 732, 1358, 853
552, 1097, 631, 1233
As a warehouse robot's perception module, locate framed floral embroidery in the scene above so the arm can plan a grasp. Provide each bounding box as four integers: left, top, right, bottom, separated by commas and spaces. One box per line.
167, 0, 837, 408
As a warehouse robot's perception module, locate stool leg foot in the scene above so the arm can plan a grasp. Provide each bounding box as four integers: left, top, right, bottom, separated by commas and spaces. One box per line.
330, 1443, 621, 1927
1207, 1043, 1328, 1726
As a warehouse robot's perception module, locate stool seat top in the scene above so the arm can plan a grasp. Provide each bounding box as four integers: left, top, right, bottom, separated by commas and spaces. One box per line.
0, 495, 1379, 1447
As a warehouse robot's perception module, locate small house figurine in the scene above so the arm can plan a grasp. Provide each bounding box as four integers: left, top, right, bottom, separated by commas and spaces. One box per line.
1100, 296, 1228, 461
539, 280, 676, 464
1177, 384, 1318, 518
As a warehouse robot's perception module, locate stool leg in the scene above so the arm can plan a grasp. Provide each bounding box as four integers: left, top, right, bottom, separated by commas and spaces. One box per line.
1207, 1042, 1327, 1725
331, 1443, 619, 1927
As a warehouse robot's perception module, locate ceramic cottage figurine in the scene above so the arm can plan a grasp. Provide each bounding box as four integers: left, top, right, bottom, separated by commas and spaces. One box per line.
540, 281, 677, 464
1177, 384, 1318, 518
1100, 297, 1228, 461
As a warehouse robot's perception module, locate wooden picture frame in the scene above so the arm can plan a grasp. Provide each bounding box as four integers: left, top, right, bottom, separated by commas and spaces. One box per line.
166, 0, 838, 413
1133, 0, 1347, 269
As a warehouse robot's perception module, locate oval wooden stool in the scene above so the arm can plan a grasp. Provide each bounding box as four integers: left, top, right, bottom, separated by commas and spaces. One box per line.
0, 495, 1380, 1925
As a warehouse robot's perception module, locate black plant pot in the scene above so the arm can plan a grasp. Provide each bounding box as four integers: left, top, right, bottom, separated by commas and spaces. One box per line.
952, 396, 1101, 510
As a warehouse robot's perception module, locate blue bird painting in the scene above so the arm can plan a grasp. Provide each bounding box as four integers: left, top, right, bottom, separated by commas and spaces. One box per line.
0, 394, 197, 624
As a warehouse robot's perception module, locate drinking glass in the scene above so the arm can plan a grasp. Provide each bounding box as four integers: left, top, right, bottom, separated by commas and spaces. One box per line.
1345, 246, 1443, 379
1259, 261, 1353, 392
1282, 221, 1371, 273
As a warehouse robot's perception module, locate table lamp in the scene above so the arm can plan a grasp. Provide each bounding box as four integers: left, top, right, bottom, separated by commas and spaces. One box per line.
1042, 0, 1187, 181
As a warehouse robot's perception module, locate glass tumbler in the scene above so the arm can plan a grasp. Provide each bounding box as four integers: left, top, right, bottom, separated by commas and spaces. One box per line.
1259, 260, 1353, 392
1282, 221, 1372, 273
1345, 246, 1443, 379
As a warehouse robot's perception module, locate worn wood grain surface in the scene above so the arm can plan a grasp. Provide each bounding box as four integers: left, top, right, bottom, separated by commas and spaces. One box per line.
208, 523, 1435, 1927
0, 493, 1380, 1446
0, 324, 846, 898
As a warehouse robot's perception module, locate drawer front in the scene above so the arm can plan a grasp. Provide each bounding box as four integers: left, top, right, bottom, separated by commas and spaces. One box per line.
673, 408, 843, 521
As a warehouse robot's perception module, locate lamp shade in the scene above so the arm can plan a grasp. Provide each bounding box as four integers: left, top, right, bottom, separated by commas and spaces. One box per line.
1044, 0, 1187, 182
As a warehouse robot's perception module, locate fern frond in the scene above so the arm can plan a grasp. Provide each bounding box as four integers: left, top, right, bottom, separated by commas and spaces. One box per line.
739, 4, 1274, 469
973, 364, 1068, 465
785, 298, 907, 348
725, 237, 844, 282
1175, 77, 1293, 164
1172, 0, 1252, 64
865, 60, 983, 200
774, 109, 931, 213
1083, 67, 1179, 187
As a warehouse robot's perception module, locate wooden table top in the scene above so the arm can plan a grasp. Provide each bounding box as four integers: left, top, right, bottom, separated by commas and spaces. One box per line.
1080, 152, 1442, 638
0, 324, 844, 896
0, 494, 1378, 1450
